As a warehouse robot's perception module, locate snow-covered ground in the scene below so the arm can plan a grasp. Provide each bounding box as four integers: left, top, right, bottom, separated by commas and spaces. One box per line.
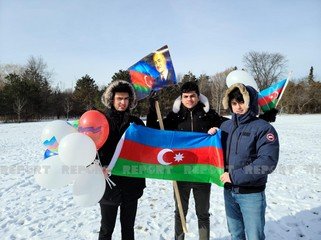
1, 114, 321, 240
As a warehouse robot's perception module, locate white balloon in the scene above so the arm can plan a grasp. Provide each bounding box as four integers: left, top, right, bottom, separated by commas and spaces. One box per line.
34, 155, 76, 189
73, 164, 106, 207
41, 120, 77, 144
226, 70, 259, 91
58, 132, 96, 167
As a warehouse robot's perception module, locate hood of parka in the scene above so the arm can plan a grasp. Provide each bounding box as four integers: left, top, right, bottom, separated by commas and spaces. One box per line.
222, 83, 259, 116
101, 80, 137, 110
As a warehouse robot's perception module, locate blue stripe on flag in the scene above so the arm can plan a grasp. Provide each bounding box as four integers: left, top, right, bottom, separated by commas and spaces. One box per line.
128, 61, 160, 79
259, 79, 287, 98
125, 124, 222, 149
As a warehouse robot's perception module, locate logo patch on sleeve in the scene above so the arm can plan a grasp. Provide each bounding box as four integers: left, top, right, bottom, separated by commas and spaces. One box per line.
266, 133, 275, 141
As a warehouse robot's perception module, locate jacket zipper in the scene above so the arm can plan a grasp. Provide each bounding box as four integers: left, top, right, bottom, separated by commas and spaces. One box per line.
235, 133, 242, 155
226, 124, 238, 173
190, 111, 194, 131
191, 110, 194, 132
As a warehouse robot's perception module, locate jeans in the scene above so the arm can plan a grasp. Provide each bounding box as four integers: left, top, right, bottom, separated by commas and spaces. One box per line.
174, 182, 211, 240
224, 189, 266, 240
98, 199, 138, 240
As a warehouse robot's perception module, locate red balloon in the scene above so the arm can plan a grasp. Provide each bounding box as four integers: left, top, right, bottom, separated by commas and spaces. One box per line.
78, 110, 109, 150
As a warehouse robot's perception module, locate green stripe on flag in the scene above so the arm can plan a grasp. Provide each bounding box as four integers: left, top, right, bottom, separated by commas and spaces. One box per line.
133, 84, 150, 93
261, 100, 278, 112
112, 158, 224, 187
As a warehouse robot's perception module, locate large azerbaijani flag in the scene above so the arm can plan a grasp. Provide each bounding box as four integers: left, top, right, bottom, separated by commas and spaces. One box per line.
108, 124, 224, 186
258, 78, 289, 112
128, 45, 177, 100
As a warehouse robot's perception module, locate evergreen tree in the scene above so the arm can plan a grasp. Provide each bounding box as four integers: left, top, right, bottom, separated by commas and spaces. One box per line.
20, 71, 50, 119
21, 56, 52, 119
2, 74, 28, 120
111, 70, 130, 82
0, 63, 25, 89
308, 66, 315, 84
73, 74, 100, 114
181, 71, 197, 83
49, 87, 65, 119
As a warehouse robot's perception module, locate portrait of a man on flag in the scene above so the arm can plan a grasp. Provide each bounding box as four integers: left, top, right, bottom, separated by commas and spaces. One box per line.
128, 45, 177, 100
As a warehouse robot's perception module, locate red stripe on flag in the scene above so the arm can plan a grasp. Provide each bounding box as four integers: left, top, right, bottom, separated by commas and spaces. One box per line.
129, 70, 155, 88
258, 87, 284, 106
119, 139, 224, 168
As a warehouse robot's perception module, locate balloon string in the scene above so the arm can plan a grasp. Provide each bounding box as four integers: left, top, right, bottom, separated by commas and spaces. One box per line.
96, 151, 102, 167
106, 175, 116, 189
96, 150, 116, 189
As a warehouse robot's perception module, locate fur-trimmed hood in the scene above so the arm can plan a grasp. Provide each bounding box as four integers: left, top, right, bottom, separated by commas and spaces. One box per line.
172, 94, 210, 113
222, 83, 259, 115
101, 80, 137, 110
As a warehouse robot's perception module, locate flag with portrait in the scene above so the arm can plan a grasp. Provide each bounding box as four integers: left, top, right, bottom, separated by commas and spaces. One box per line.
128, 45, 177, 100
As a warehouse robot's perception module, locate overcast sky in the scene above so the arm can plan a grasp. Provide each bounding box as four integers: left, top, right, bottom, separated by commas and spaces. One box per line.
1, 0, 320, 89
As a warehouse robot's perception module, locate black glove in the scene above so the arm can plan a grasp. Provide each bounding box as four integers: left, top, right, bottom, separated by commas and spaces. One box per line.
259, 108, 279, 122
148, 90, 159, 112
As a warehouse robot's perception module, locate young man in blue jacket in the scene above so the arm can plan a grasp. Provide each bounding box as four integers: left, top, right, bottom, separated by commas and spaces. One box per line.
209, 83, 279, 240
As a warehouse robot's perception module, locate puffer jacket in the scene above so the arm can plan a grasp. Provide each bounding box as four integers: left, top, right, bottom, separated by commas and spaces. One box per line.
220, 84, 279, 193
147, 94, 227, 132
98, 80, 145, 205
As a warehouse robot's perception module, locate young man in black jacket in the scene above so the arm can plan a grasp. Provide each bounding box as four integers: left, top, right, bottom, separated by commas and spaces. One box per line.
147, 81, 226, 240
98, 80, 145, 240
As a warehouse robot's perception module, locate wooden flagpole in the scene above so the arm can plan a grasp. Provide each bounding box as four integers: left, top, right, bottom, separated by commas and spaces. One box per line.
154, 100, 188, 233
275, 71, 292, 108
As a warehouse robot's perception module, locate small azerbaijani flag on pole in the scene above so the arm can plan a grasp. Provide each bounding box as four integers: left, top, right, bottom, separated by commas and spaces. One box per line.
108, 124, 224, 187
258, 78, 289, 112
128, 45, 177, 100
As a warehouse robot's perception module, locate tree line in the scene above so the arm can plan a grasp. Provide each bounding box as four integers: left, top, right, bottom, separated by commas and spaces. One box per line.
0, 53, 320, 123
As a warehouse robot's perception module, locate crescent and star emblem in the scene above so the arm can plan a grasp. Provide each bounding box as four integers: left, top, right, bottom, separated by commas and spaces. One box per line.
157, 149, 184, 165
144, 75, 153, 88
269, 91, 279, 100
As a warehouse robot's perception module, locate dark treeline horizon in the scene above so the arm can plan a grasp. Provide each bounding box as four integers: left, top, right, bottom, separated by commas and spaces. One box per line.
1, 55, 320, 123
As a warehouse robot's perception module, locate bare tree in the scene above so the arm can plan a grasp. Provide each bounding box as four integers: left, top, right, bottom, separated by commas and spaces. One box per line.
243, 51, 287, 89
64, 97, 72, 120
209, 68, 233, 114
296, 81, 314, 114
198, 74, 210, 97
24, 56, 53, 82
13, 97, 27, 123
283, 78, 316, 114
309, 81, 321, 113
0, 64, 25, 89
